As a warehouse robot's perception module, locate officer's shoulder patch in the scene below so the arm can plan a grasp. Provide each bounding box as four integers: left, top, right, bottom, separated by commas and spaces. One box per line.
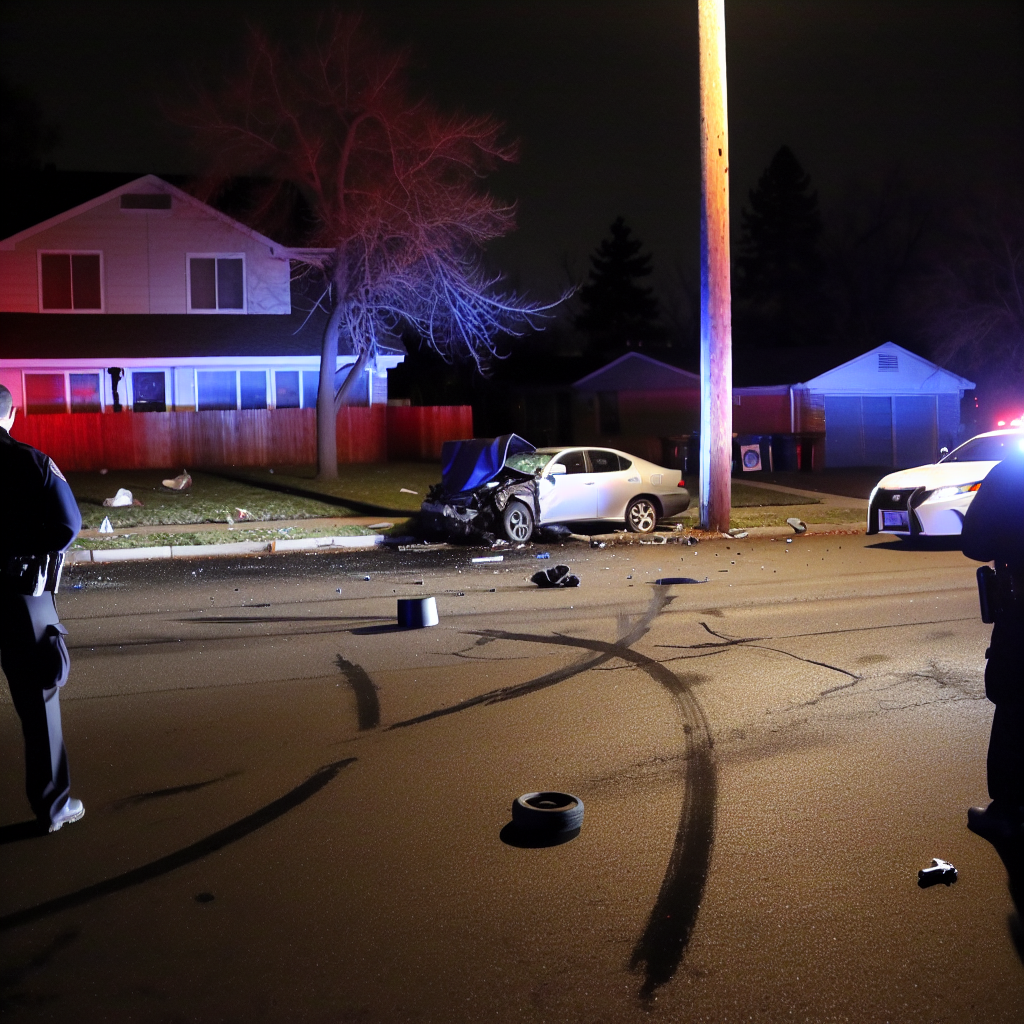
49, 459, 68, 483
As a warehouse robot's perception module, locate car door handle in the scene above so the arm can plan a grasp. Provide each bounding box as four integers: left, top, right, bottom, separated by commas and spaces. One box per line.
584, 481, 595, 485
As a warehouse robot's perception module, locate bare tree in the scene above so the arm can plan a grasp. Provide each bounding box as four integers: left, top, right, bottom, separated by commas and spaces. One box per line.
921, 195, 1024, 387
189, 13, 555, 478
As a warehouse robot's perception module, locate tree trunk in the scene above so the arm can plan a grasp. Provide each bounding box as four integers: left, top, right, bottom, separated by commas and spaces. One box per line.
698, 0, 733, 533
316, 303, 345, 480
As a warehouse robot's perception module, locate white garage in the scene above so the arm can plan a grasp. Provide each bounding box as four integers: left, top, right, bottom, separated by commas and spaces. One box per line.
802, 343, 974, 468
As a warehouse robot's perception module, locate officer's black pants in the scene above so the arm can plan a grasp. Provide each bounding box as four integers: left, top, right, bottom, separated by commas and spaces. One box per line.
0, 590, 71, 824
985, 616, 1024, 808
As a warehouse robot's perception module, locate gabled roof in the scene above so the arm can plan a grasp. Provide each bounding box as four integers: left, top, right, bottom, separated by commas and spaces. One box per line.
573, 352, 700, 392
0, 174, 308, 257
801, 342, 974, 394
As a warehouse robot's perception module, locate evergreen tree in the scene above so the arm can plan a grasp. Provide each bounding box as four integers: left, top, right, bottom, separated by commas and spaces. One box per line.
576, 216, 663, 356
735, 146, 828, 348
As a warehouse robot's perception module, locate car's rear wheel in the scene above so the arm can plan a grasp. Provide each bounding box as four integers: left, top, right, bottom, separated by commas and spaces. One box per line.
503, 500, 534, 542
625, 496, 658, 533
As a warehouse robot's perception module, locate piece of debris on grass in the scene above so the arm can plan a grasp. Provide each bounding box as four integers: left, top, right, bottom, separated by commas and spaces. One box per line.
367, 522, 393, 530
98, 517, 114, 534
235, 508, 254, 521
786, 517, 807, 534
531, 564, 581, 589
918, 858, 958, 887
400, 487, 418, 495
103, 488, 134, 507
162, 470, 192, 492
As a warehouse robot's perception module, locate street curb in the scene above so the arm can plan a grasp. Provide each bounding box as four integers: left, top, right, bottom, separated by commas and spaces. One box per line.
584, 522, 866, 546
69, 534, 386, 564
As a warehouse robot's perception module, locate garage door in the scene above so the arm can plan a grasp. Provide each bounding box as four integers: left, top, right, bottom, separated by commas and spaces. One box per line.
893, 396, 938, 468
824, 396, 893, 467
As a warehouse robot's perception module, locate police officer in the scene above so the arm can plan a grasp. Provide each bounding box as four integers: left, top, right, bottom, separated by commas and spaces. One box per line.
0, 384, 85, 832
961, 443, 1024, 843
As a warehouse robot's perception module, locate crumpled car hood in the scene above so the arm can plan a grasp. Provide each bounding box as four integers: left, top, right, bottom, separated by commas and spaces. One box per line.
439, 434, 536, 494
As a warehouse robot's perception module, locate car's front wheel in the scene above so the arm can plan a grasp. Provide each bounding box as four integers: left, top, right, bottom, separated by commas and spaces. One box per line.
503, 500, 534, 542
625, 496, 658, 533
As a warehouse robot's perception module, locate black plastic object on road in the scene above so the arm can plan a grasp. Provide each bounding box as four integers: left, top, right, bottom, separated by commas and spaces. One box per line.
918, 858, 958, 887
531, 564, 580, 588
397, 597, 438, 628
512, 792, 584, 834
652, 577, 707, 585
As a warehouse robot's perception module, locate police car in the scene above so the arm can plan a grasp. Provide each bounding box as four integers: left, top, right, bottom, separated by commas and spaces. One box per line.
867, 428, 1024, 537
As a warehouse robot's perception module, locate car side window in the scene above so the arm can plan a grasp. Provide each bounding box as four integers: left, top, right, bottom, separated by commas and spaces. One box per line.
616, 455, 632, 471
587, 450, 619, 473
555, 450, 588, 474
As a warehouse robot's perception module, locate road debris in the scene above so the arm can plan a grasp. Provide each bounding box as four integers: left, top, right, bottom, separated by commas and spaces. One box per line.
398, 596, 438, 628
162, 470, 192, 491
531, 564, 580, 588
728, 528, 749, 539
787, 517, 808, 534
918, 858, 958, 887
472, 555, 504, 563
400, 487, 418, 494
536, 552, 550, 559
652, 577, 708, 585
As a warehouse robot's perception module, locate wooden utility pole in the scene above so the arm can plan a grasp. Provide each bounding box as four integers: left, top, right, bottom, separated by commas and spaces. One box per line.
697, 0, 732, 532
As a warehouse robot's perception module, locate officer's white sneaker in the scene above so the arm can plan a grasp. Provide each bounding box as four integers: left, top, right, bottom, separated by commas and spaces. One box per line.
49, 797, 85, 832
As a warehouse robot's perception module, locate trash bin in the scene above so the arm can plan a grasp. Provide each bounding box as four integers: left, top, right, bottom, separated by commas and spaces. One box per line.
734, 435, 772, 473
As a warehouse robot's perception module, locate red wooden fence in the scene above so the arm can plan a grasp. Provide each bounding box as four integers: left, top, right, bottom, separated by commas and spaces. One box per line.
10, 405, 473, 470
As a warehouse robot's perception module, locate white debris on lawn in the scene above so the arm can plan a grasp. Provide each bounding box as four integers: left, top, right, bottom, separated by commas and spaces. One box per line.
98, 517, 114, 533
102, 488, 133, 507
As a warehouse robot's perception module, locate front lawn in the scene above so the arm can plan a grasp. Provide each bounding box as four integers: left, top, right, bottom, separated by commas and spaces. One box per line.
68, 469, 357, 529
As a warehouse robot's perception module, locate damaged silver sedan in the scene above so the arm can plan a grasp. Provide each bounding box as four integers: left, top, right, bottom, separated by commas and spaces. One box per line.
420, 435, 690, 543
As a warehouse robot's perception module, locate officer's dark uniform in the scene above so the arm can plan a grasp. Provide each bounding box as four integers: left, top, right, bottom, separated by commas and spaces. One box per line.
0, 426, 82, 826
961, 448, 1024, 837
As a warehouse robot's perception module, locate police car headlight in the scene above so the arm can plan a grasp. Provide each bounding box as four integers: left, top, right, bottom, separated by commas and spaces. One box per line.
929, 482, 981, 501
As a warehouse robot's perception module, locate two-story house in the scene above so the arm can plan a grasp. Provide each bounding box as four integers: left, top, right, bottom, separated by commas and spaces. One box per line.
0, 174, 404, 417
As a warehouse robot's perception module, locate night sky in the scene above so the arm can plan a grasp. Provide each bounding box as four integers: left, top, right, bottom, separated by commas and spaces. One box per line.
2, 0, 1022, 300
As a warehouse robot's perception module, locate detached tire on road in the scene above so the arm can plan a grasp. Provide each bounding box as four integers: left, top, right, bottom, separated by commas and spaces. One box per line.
625, 496, 658, 533
512, 792, 584, 833
503, 500, 534, 543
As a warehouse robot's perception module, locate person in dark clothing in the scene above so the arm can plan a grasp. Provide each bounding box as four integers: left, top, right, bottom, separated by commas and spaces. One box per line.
0, 384, 85, 832
960, 442, 1024, 843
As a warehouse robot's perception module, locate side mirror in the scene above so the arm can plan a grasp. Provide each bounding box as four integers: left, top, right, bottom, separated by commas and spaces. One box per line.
547, 463, 567, 477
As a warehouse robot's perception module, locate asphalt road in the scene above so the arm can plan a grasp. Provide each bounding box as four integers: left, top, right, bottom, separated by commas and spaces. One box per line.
2, 533, 1021, 1023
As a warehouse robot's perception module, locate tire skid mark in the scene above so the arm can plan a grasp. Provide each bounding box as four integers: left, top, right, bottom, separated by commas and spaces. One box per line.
388, 589, 670, 731
659, 622, 860, 681
0, 759, 357, 933
469, 623, 716, 1001
336, 656, 380, 730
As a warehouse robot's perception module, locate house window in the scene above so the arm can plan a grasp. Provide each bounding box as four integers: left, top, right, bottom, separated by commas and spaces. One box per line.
275, 371, 300, 409
39, 252, 103, 311
24, 373, 67, 414
197, 370, 238, 410
132, 371, 167, 412
240, 371, 267, 409
301, 371, 320, 408
69, 373, 102, 413
188, 256, 245, 312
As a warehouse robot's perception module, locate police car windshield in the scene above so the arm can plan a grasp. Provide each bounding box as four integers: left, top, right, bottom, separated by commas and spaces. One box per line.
940, 434, 1024, 463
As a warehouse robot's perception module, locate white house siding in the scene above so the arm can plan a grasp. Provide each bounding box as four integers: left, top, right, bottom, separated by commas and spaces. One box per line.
0, 186, 291, 315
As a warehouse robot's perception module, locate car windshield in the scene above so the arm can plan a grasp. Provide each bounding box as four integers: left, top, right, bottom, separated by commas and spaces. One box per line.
505, 452, 550, 475
940, 434, 1024, 463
